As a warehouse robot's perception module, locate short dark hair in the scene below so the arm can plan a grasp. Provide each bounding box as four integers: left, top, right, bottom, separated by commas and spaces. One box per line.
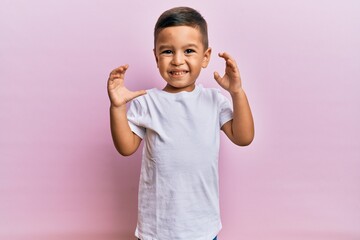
154, 7, 209, 50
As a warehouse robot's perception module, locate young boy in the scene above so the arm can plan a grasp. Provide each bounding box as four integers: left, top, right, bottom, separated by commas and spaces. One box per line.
107, 7, 254, 240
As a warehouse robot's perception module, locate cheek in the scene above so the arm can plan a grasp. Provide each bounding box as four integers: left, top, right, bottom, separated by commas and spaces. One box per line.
193, 58, 205, 69
157, 61, 168, 73
159, 61, 166, 70
156, 58, 163, 68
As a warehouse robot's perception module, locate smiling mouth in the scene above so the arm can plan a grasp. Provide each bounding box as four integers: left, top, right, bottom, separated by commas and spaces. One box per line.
169, 70, 189, 76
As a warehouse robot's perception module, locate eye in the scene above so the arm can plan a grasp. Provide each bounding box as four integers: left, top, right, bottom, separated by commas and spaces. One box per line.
161, 50, 172, 55
185, 49, 195, 54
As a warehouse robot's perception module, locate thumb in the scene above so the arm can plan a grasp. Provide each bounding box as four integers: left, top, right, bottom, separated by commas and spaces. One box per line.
129, 90, 147, 101
214, 71, 222, 84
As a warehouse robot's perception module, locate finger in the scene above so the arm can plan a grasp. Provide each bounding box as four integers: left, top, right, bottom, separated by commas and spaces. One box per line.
115, 64, 129, 72
133, 90, 147, 98
108, 68, 125, 86
218, 52, 233, 61
109, 73, 121, 80
226, 59, 238, 73
127, 90, 147, 102
109, 64, 129, 78
108, 64, 130, 92
213, 71, 222, 84
107, 76, 120, 90
219, 52, 238, 68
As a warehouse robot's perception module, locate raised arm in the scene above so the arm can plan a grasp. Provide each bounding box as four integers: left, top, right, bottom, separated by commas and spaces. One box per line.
214, 52, 254, 146
107, 64, 146, 155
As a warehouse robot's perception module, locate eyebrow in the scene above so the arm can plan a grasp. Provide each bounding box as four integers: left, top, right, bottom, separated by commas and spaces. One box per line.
158, 43, 200, 51
185, 43, 200, 49
158, 45, 172, 51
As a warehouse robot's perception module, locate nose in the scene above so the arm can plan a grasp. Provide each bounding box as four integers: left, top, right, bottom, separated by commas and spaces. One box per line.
171, 52, 184, 66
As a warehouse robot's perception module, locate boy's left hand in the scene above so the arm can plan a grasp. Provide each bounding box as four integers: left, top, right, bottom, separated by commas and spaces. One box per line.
214, 52, 242, 95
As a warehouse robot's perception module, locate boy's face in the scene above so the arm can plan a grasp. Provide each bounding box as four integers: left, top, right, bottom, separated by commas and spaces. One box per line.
154, 26, 211, 93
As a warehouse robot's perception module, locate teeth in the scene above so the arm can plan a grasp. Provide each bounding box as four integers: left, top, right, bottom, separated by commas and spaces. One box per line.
171, 71, 187, 75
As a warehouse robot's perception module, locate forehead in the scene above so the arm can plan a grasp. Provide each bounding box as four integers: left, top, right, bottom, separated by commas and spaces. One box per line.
155, 26, 204, 48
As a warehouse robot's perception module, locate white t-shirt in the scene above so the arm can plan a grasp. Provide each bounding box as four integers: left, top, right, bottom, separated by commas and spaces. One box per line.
127, 84, 233, 240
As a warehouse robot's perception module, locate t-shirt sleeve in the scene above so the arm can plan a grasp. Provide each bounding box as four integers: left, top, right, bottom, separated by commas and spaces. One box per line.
217, 90, 233, 128
127, 99, 146, 139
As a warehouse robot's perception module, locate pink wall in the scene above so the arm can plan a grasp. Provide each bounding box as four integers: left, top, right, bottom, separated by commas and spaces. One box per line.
1, 1, 359, 239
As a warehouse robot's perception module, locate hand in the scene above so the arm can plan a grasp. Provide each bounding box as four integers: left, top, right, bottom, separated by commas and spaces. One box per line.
214, 52, 242, 95
107, 64, 146, 108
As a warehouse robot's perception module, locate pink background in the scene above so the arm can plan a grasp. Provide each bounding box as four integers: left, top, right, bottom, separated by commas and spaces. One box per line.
1, 1, 360, 239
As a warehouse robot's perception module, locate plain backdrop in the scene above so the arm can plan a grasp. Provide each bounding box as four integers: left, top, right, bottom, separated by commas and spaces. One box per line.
1, 0, 360, 239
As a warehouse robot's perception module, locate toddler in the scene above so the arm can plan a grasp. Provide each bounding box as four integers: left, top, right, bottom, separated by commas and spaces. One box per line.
107, 6, 254, 240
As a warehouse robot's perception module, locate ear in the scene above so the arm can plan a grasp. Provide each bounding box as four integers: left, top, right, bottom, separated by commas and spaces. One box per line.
153, 49, 159, 68
201, 47, 212, 68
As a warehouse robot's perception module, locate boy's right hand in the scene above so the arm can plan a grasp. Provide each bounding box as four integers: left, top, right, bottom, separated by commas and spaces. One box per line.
107, 65, 146, 108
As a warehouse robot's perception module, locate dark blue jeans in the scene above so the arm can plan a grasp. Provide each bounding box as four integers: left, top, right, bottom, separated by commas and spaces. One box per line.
138, 237, 217, 240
